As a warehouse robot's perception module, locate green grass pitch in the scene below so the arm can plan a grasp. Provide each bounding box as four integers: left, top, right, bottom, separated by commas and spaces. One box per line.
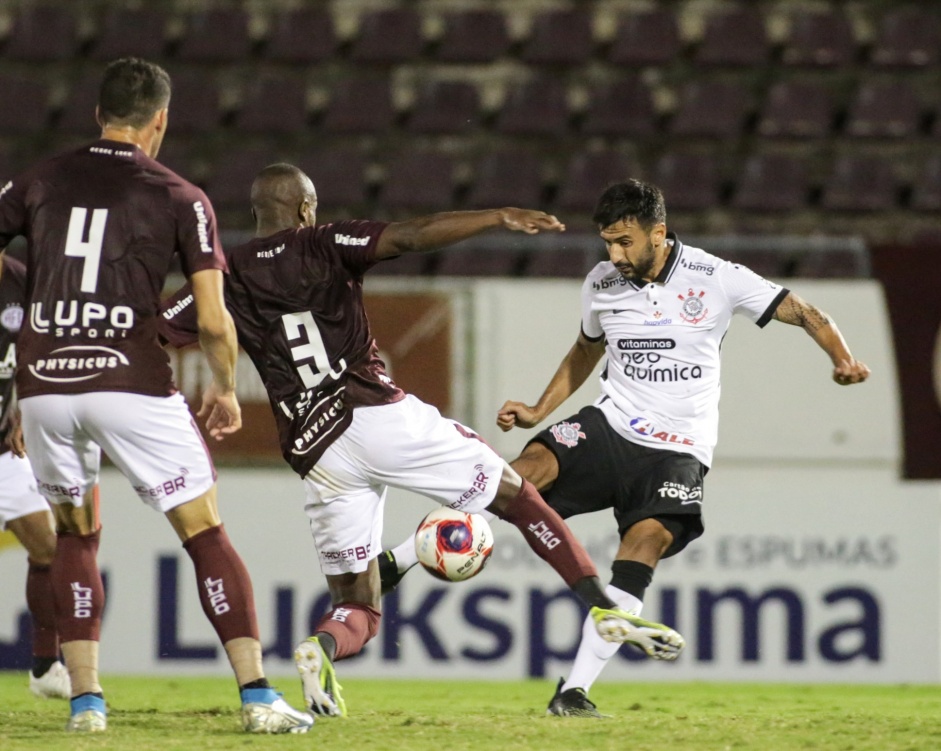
2, 674, 940, 751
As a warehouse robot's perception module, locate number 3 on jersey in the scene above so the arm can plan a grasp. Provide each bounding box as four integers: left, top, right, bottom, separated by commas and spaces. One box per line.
282, 311, 347, 389
64, 207, 108, 294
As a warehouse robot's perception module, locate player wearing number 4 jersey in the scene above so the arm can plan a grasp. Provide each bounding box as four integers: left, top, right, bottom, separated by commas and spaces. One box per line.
0, 58, 310, 734
379, 179, 871, 717
159, 163, 683, 719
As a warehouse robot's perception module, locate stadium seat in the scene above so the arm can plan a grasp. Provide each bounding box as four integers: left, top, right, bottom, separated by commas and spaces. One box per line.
607, 10, 681, 67
3, 5, 78, 61
436, 247, 523, 277
782, 11, 856, 67
554, 152, 638, 213
652, 152, 720, 211
162, 70, 223, 133
349, 9, 424, 64
236, 75, 308, 134
263, 8, 337, 64
321, 77, 395, 134
381, 152, 457, 212
820, 155, 898, 211
910, 154, 941, 212
296, 148, 369, 209
0, 75, 50, 133
722, 248, 790, 279
407, 81, 480, 135
844, 81, 922, 139
154, 140, 197, 181
57, 70, 104, 134
756, 80, 834, 138
581, 78, 657, 138
90, 8, 167, 61
670, 81, 750, 139
175, 9, 252, 63
792, 249, 869, 278
695, 7, 770, 67
525, 248, 605, 278
204, 148, 286, 210
732, 153, 809, 212
465, 151, 544, 209
520, 9, 594, 66
870, 7, 941, 68
495, 76, 570, 137
433, 10, 510, 63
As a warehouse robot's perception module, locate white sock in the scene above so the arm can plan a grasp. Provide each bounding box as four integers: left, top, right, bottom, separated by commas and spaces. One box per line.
390, 534, 419, 573
562, 585, 642, 694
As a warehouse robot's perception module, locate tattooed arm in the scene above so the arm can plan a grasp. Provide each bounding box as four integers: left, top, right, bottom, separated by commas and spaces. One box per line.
772, 292, 870, 385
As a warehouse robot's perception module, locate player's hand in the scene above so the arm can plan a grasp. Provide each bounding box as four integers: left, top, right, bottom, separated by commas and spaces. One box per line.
500, 209, 565, 235
832, 358, 870, 386
497, 400, 542, 432
198, 380, 243, 440
6, 410, 26, 458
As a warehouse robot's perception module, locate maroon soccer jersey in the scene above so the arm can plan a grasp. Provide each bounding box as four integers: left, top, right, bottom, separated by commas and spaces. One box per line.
0, 139, 227, 398
0, 255, 26, 453
160, 220, 405, 477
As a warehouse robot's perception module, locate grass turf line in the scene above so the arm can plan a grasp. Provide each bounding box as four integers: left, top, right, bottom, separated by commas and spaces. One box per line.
2, 674, 940, 751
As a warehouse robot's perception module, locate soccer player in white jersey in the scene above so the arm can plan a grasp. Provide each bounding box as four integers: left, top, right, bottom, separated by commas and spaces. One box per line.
380, 179, 870, 716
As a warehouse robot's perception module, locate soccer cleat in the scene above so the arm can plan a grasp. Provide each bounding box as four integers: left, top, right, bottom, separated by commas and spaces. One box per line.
30, 660, 71, 699
293, 636, 346, 717
546, 677, 606, 718
240, 687, 313, 734
590, 605, 685, 660
378, 549, 406, 595
66, 694, 107, 732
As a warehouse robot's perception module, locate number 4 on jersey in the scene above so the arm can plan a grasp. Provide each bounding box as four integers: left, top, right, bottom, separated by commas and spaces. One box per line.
64, 207, 108, 294
282, 311, 347, 389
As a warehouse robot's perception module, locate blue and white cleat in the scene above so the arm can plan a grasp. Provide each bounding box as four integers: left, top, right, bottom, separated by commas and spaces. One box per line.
240, 687, 313, 734
67, 693, 107, 732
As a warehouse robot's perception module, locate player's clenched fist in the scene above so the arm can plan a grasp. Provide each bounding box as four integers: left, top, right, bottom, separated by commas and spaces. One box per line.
497, 400, 542, 432
832, 358, 870, 386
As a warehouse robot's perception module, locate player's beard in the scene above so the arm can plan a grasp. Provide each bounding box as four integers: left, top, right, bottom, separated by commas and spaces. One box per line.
615, 236, 657, 282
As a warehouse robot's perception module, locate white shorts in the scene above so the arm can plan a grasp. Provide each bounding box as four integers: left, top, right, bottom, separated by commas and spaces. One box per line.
20, 391, 216, 512
0, 451, 50, 530
303, 394, 504, 575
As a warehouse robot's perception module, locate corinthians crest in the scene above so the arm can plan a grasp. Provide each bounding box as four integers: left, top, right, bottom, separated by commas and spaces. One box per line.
550, 421, 586, 448
678, 288, 708, 324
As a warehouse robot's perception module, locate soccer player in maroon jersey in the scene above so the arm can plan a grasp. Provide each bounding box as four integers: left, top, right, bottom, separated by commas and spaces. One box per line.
159, 163, 685, 718
0, 59, 311, 733
0, 253, 70, 700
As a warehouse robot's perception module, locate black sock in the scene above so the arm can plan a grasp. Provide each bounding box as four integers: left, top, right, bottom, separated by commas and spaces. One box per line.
572, 575, 616, 610
239, 678, 271, 691
73, 691, 104, 700
317, 633, 338, 662
610, 559, 654, 600
31, 656, 57, 679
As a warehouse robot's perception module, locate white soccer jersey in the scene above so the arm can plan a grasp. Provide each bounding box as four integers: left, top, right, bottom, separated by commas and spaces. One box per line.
581, 234, 788, 467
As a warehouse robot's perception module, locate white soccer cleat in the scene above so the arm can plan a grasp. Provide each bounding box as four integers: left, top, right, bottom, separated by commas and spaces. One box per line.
294, 636, 346, 717
30, 660, 71, 699
590, 606, 686, 660
240, 688, 313, 734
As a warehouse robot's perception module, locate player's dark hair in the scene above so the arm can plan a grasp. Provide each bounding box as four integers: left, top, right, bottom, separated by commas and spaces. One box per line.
98, 58, 171, 129
592, 179, 666, 230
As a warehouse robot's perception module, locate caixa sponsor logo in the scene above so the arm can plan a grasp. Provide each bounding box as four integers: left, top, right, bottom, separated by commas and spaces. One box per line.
30, 300, 134, 338
27, 345, 129, 383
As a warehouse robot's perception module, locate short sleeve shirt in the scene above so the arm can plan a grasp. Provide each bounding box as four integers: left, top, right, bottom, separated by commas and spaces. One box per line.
159, 220, 405, 477
581, 234, 788, 467
0, 139, 227, 398
0, 255, 26, 453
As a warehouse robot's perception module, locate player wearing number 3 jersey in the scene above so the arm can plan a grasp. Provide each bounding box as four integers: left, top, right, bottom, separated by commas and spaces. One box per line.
0, 58, 310, 734
159, 163, 686, 719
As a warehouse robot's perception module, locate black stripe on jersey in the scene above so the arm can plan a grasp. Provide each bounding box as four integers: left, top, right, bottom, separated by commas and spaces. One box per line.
581, 324, 604, 343
757, 287, 790, 328
655, 233, 683, 285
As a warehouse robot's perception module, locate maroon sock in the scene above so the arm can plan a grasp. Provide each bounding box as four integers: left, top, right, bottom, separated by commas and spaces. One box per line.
26, 560, 59, 658
494, 479, 598, 588
316, 604, 381, 661
51, 530, 104, 643
183, 525, 259, 643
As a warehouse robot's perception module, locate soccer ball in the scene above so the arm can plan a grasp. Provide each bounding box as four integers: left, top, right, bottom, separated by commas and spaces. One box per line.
414, 507, 494, 582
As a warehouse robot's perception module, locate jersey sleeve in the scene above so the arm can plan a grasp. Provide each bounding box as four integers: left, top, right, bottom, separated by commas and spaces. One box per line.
172, 184, 228, 278
0, 175, 29, 247
313, 220, 389, 277
720, 260, 789, 328
158, 282, 200, 348
580, 274, 604, 341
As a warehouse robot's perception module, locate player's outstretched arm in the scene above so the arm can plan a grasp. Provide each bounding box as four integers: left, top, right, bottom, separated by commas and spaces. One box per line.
375, 208, 565, 260
497, 332, 605, 431
191, 268, 242, 439
771, 291, 871, 385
